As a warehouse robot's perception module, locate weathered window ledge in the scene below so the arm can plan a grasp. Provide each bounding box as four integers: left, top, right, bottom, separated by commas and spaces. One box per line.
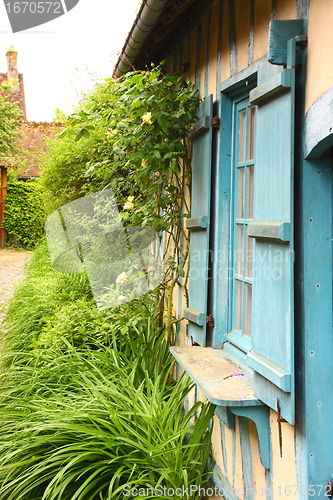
170, 346, 259, 406
170, 346, 271, 469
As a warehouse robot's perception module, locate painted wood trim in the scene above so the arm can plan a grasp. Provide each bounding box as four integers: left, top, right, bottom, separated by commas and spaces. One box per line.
300, 159, 333, 486
170, 346, 263, 406
230, 405, 271, 470
184, 307, 205, 326
247, 221, 290, 241
215, 405, 236, 431
268, 20, 305, 66
247, 351, 291, 392
304, 86, 333, 159
249, 68, 293, 105
220, 60, 259, 93
186, 215, 208, 230
188, 115, 210, 139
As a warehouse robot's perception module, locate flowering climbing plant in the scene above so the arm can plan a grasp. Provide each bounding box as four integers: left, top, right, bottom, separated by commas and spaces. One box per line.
45, 64, 199, 337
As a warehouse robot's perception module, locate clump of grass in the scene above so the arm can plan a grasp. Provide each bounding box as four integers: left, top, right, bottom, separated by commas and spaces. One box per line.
0, 347, 214, 500
0, 243, 216, 499
3, 242, 92, 360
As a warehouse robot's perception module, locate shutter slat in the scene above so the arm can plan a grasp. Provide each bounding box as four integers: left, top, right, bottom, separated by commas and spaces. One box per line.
186, 215, 208, 230
247, 221, 290, 241
184, 308, 205, 326
249, 69, 293, 105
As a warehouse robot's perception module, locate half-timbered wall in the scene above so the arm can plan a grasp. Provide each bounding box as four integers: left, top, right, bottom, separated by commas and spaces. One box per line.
164, 1, 333, 498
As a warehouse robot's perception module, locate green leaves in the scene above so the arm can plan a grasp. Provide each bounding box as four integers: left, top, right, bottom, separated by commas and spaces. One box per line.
3, 178, 45, 249
0, 244, 215, 499
0, 81, 23, 157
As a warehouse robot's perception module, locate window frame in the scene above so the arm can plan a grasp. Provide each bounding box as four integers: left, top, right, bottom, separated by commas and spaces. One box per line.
227, 96, 256, 355
211, 70, 258, 359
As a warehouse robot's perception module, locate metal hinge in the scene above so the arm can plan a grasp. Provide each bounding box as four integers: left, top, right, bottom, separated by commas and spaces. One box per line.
206, 314, 215, 327
212, 116, 220, 129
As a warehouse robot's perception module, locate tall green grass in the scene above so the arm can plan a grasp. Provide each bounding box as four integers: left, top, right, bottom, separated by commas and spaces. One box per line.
0, 243, 215, 499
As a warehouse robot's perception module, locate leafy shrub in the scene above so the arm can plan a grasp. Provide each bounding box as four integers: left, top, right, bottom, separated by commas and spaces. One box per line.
3, 242, 92, 359
3, 176, 45, 249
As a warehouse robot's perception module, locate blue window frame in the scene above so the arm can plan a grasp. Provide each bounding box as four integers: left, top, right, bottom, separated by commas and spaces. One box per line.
230, 98, 255, 354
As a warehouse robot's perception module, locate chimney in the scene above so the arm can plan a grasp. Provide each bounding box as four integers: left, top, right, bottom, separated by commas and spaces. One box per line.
6, 46, 18, 82
6, 46, 20, 95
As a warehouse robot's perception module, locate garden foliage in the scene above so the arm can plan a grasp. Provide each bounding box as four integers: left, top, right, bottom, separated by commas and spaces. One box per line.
3, 173, 45, 249
0, 244, 215, 499
0, 80, 23, 158
41, 65, 200, 337
0, 69, 216, 499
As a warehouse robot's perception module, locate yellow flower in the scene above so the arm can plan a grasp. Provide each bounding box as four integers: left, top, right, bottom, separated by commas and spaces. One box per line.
116, 272, 127, 284
141, 159, 148, 167
118, 295, 127, 302
141, 112, 152, 125
123, 195, 134, 210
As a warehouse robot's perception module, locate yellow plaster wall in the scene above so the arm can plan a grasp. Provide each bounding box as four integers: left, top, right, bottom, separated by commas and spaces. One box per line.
234, 418, 245, 499
224, 424, 234, 485
253, 0, 271, 62
277, 0, 297, 20
221, 0, 231, 82
200, 13, 209, 97
208, 0, 220, 96
248, 421, 266, 499
235, 0, 251, 72
189, 27, 198, 87
211, 415, 225, 476
305, 0, 333, 113
270, 410, 297, 497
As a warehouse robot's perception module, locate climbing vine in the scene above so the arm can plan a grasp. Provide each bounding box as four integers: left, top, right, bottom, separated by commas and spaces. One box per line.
43, 65, 199, 336
0, 80, 23, 158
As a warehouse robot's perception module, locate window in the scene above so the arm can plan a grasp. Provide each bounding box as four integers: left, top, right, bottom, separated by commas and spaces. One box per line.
230, 99, 255, 349
179, 62, 296, 424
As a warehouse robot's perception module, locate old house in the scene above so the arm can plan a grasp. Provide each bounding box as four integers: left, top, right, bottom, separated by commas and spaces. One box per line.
114, 0, 333, 498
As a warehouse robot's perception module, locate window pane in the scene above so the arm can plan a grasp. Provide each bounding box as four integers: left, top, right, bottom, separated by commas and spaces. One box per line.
237, 168, 244, 219
246, 233, 253, 278
236, 224, 244, 276
247, 165, 254, 219
235, 280, 242, 330
247, 106, 256, 160
244, 283, 252, 337
238, 109, 246, 163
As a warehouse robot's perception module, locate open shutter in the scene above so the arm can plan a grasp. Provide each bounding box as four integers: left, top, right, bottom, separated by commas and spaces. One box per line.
184, 95, 213, 346
247, 63, 295, 424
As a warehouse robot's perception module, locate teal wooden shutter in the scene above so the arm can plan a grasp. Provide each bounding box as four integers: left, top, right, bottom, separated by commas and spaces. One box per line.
247, 63, 295, 424
184, 95, 213, 346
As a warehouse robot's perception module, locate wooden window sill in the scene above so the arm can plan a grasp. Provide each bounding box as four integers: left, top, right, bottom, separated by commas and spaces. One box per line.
170, 345, 271, 470
170, 346, 262, 407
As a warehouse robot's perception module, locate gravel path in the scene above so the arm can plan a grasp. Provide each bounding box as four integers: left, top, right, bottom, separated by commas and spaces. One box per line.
0, 249, 33, 329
